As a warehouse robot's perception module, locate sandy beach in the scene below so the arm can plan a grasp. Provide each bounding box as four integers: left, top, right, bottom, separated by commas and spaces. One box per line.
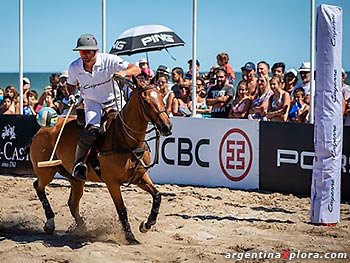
0, 174, 349, 263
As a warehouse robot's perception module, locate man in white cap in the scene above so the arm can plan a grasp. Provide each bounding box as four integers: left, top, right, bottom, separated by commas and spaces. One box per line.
66, 33, 140, 181
292, 62, 311, 104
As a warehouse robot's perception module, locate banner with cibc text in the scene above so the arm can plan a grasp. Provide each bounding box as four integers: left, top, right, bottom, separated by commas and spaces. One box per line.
148, 117, 259, 190
310, 4, 343, 224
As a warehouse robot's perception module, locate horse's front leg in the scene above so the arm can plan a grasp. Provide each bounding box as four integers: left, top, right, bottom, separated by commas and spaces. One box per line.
136, 173, 161, 233
33, 179, 55, 234
68, 178, 86, 230
106, 183, 139, 244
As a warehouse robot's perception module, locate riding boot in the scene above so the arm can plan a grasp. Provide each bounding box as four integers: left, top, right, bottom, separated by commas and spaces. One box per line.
72, 144, 89, 181
72, 127, 99, 181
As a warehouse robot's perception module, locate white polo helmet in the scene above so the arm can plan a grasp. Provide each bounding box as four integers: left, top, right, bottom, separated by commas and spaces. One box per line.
73, 34, 98, 51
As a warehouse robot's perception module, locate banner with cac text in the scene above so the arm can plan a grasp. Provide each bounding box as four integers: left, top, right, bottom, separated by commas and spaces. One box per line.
148, 117, 260, 190
0, 115, 40, 174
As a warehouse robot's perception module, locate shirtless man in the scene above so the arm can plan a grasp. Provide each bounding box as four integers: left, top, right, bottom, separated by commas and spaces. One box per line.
241, 62, 258, 98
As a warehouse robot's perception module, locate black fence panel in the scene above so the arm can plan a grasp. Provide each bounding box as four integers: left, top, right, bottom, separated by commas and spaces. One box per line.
260, 122, 349, 201
0, 115, 40, 175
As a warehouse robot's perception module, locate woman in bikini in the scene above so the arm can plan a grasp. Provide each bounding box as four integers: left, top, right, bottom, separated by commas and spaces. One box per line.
248, 74, 273, 120
229, 80, 251, 119
172, 81, 192, 117
157, 73, 175, 116
266, 76, 290, 122
192, 77, 211, 118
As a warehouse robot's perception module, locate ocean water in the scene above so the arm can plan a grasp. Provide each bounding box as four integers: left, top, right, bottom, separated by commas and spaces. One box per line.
0, 72, 57, 96
1, 71, 349, 96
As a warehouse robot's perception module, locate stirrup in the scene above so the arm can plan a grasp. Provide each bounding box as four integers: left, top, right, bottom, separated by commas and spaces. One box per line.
72, 162, 88, 181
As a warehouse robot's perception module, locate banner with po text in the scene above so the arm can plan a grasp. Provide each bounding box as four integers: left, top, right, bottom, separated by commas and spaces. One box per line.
148, 117, 259, 190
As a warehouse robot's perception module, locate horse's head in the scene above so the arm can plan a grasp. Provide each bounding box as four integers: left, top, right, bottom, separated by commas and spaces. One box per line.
132, 76, 172, 136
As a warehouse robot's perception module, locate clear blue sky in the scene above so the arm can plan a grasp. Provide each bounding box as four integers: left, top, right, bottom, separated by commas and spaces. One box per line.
0, 0, 349, 73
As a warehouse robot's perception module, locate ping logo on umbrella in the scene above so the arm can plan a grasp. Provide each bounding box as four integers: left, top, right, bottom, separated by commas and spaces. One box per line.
141, 34, 175, 46
110, 25, 185, 56
112, 41, 127, 50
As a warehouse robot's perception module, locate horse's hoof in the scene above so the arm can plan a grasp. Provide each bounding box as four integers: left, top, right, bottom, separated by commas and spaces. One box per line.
75, 221, 87, 234
139, 221, 149, 233
125, 233, 140, 245
43, 218, 55, 234
127, 238, 141, 245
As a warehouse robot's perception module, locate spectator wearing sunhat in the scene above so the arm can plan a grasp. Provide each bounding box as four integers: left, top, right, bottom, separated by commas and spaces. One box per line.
153, 64, 171, 84
60, 70, 69, 79
185, 59, 200, 79
241, 62, 258, 97
156, 65, 170, 76
291, 62, 311, 104
138, 58, 154, 79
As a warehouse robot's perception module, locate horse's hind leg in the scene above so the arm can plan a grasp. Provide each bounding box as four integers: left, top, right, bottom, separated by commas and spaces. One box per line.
57, 166, 86, 229
106, 183, 139, 245
33, 178, 55, 234
136, 173, 161, 233
68, 179, 86, 229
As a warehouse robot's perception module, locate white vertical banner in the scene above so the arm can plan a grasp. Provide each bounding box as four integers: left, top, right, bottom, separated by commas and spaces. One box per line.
310, 5, 343, 224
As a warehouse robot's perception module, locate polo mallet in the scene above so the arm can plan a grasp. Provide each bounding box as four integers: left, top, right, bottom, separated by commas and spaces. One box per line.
37, 104, 74, 168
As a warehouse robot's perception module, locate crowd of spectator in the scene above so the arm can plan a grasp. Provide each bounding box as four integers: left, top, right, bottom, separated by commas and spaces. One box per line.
0, 71, 70, 116
1, 53, 350, 126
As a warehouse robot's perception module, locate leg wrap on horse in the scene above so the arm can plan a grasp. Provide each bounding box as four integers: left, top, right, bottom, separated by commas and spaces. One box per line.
73, 126, 99, 181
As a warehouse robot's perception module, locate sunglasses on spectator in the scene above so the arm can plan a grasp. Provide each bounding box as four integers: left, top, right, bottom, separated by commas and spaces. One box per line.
181, 87, 190, 90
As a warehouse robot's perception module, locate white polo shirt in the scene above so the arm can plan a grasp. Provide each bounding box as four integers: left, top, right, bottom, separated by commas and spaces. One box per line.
67, 53, 129, 104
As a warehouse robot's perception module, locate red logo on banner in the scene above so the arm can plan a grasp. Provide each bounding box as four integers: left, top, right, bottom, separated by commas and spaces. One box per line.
219, 128, 253, 181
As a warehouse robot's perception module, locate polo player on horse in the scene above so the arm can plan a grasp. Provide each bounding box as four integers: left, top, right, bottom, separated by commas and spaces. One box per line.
66, 34, 140, 181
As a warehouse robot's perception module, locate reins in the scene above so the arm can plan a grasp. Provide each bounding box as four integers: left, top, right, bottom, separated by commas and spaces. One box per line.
98, 76, 164, 170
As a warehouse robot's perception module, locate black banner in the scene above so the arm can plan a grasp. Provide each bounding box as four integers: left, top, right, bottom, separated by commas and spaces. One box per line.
260, 122, 350, 201
0, 115, 40, 175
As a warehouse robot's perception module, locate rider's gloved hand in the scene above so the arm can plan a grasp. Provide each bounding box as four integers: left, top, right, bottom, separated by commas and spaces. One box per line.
113, 71, 127, 80
68, 94, 77, 106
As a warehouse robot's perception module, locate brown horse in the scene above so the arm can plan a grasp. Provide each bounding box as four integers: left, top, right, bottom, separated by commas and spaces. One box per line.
29, 76, 172, 244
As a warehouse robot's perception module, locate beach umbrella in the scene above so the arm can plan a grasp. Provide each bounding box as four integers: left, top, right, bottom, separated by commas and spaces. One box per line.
109, 24, 185, 56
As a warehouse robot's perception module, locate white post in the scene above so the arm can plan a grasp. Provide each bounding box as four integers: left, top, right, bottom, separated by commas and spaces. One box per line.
191, 0, 197, 117
19, 0, 23, 114
102, 0, 106, 53
309, 0, 316, 124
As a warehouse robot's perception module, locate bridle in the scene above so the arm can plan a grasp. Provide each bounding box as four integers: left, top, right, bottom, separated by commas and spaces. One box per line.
100, 76, 169, 170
